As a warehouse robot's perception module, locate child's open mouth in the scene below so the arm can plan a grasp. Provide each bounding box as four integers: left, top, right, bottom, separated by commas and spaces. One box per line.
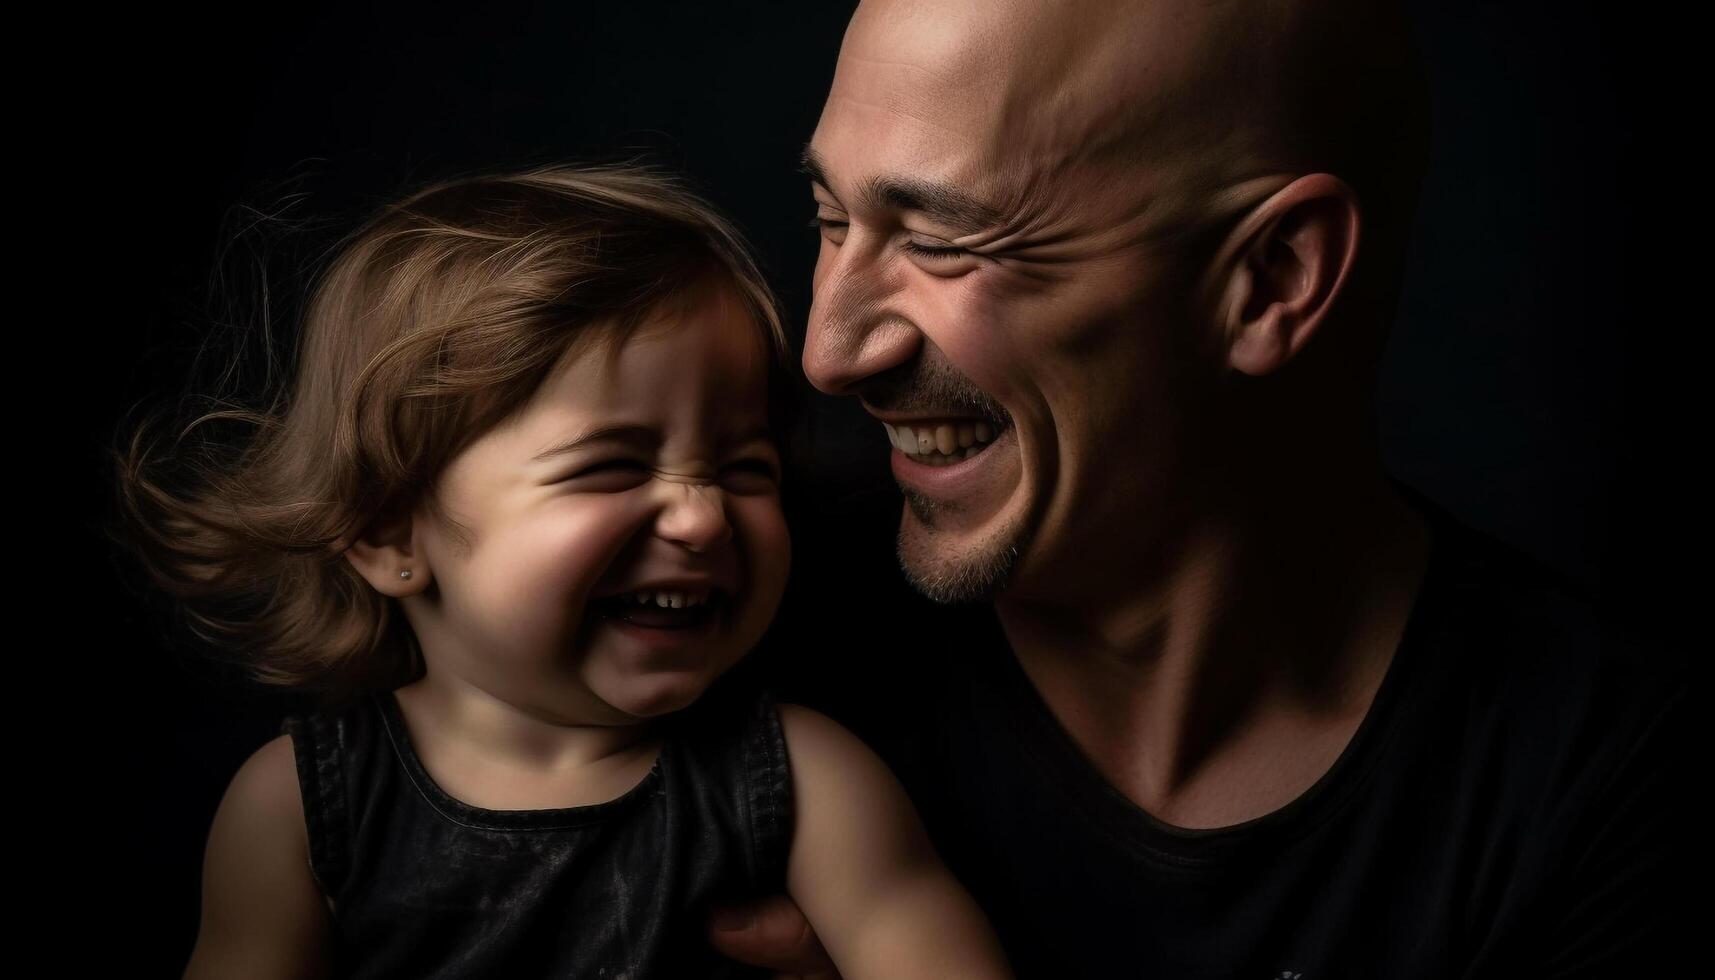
593, 589, 728, 631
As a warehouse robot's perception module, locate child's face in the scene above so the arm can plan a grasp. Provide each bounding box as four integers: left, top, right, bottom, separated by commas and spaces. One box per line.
404, 282, 789, 723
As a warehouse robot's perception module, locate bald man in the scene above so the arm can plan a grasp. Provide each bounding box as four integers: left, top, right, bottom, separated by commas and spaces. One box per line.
711, 1, 1686, 975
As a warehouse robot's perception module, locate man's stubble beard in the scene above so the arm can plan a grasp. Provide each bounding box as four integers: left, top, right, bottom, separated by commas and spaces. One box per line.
896, 484, 1025, 604
857, 339, 1022, 603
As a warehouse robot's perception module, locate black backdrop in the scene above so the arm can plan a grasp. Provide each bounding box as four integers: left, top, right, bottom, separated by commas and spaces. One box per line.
53, 1, 1686, 972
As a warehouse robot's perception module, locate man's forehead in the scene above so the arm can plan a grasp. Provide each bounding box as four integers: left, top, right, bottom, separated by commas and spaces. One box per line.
817, 0, 1230, 197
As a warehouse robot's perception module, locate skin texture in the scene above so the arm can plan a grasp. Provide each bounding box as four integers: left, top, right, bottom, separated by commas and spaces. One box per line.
710, 0, 1432, 973
184, 281, 1012, 979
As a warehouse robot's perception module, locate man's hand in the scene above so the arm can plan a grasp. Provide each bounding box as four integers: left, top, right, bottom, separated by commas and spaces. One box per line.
706, 894, 840, 980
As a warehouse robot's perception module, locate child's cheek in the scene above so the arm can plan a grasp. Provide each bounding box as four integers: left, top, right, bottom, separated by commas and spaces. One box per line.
731, 495, 792, 630
540, 496, 658, 599
471, 497, 652, 637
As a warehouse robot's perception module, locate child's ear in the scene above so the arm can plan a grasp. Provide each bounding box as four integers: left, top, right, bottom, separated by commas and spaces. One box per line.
343, 505, 431, 597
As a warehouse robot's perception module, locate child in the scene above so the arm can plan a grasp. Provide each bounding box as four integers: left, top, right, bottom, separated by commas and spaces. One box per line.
116, 165, 1013, 979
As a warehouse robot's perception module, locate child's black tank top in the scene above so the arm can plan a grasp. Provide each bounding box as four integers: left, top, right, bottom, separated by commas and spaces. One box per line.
281, 684, 793, 979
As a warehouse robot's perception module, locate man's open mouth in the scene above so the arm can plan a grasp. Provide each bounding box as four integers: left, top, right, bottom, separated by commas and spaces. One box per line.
593, 589, 728, 630
882, 419, 1009, 467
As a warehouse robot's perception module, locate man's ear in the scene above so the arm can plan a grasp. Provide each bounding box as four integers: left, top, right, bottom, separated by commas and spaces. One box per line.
1212, 173, 1360, 377
343, 504, 432, 598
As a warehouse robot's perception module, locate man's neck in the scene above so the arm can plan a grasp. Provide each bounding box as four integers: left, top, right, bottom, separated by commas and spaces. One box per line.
994, 469, 1432, 829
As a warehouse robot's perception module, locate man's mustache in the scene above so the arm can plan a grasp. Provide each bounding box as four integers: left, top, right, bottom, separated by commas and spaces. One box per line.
858, 353, 1013, 427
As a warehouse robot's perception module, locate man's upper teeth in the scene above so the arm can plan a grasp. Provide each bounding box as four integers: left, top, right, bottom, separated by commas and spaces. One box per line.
630, 590, 710, 608
882, 420, 998, 458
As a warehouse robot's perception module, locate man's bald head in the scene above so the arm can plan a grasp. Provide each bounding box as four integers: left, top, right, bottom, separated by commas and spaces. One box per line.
835, 0, 1428, 263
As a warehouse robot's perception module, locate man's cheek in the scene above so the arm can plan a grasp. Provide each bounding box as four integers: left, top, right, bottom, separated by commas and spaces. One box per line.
922, 277, 1032, 405
810, 241, 835, 294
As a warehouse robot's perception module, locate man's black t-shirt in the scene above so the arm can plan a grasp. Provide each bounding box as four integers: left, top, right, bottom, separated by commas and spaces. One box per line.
768, 496, 1689, 978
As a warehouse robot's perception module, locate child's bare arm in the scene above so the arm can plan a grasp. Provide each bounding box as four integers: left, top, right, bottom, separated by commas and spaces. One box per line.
182, 734, 331, 980
778, 704, 1013, 979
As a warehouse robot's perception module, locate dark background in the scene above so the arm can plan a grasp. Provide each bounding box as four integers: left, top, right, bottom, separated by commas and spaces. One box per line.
49, 1, 1684, 972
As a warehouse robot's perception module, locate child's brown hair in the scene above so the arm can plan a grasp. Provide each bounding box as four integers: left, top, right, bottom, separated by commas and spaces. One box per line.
113, 164, 789, 704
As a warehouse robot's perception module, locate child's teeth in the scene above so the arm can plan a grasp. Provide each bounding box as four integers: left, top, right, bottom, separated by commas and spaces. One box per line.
625, 589, 714, 609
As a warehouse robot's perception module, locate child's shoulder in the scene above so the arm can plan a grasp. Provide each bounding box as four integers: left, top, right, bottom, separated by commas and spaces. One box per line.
217, 727, 319, 873
184, 731, 331, 977
775, 702, 868, 761
764, 702, 1020, 978
225, 732, 304, 824
182, 697, 353, 977
226, 693, 377, 853
772, 702, 900, 802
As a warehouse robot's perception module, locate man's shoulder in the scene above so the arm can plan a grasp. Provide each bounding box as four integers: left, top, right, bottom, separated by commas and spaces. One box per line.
1423, 512, 1681, 691
1405, 511, 1692, 972
1409, 510, 1686, 798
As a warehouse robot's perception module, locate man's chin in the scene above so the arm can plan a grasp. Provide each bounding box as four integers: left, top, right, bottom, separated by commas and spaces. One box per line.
896, 493, 1023, 604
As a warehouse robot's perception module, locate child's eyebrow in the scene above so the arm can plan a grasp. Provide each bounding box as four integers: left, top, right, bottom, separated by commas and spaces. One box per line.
533, 423, 774, 462
532, 424, 658, 461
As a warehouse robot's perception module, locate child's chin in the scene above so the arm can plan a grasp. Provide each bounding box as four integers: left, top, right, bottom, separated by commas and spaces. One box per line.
603, 675, 714, 719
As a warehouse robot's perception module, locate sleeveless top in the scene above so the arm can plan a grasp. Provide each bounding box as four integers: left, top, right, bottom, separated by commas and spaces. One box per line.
281, 684, 794, 980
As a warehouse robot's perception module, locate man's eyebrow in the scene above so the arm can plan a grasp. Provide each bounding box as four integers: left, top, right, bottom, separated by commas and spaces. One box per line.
801, 144, 1005, 234
864, 175, 1005, 234
532, 424, 657, 462
800, 145, 831, 188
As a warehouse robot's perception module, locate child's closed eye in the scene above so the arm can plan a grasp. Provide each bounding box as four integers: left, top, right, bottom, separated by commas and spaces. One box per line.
557, 458, 778, 494
560, 460, 653, 492
719, 458, 781, 493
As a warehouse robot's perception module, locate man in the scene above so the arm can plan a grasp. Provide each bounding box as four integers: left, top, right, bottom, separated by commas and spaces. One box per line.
711, 0, 1686, 975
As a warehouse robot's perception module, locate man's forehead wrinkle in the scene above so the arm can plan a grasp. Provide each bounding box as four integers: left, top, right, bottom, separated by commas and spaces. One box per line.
837, 52, 969, 93
998, 4, 1344, 245
832, 0, 1323, 252
826, 63, 1005, 154
860, 4, 1202, 231
840, 0, 1074, 143
844, 0, 1012, 82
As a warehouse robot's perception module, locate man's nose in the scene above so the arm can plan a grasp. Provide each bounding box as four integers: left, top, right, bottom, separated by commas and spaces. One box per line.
653, 482, 733, 553
803, 242, 921, 396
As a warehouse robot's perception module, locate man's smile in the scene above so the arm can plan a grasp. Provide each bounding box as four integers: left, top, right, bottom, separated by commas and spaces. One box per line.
868, 411, 1020, 502
879, 416, 1006, 465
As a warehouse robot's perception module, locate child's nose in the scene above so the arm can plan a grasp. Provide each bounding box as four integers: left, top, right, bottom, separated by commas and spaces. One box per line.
654, 482, 733, 553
